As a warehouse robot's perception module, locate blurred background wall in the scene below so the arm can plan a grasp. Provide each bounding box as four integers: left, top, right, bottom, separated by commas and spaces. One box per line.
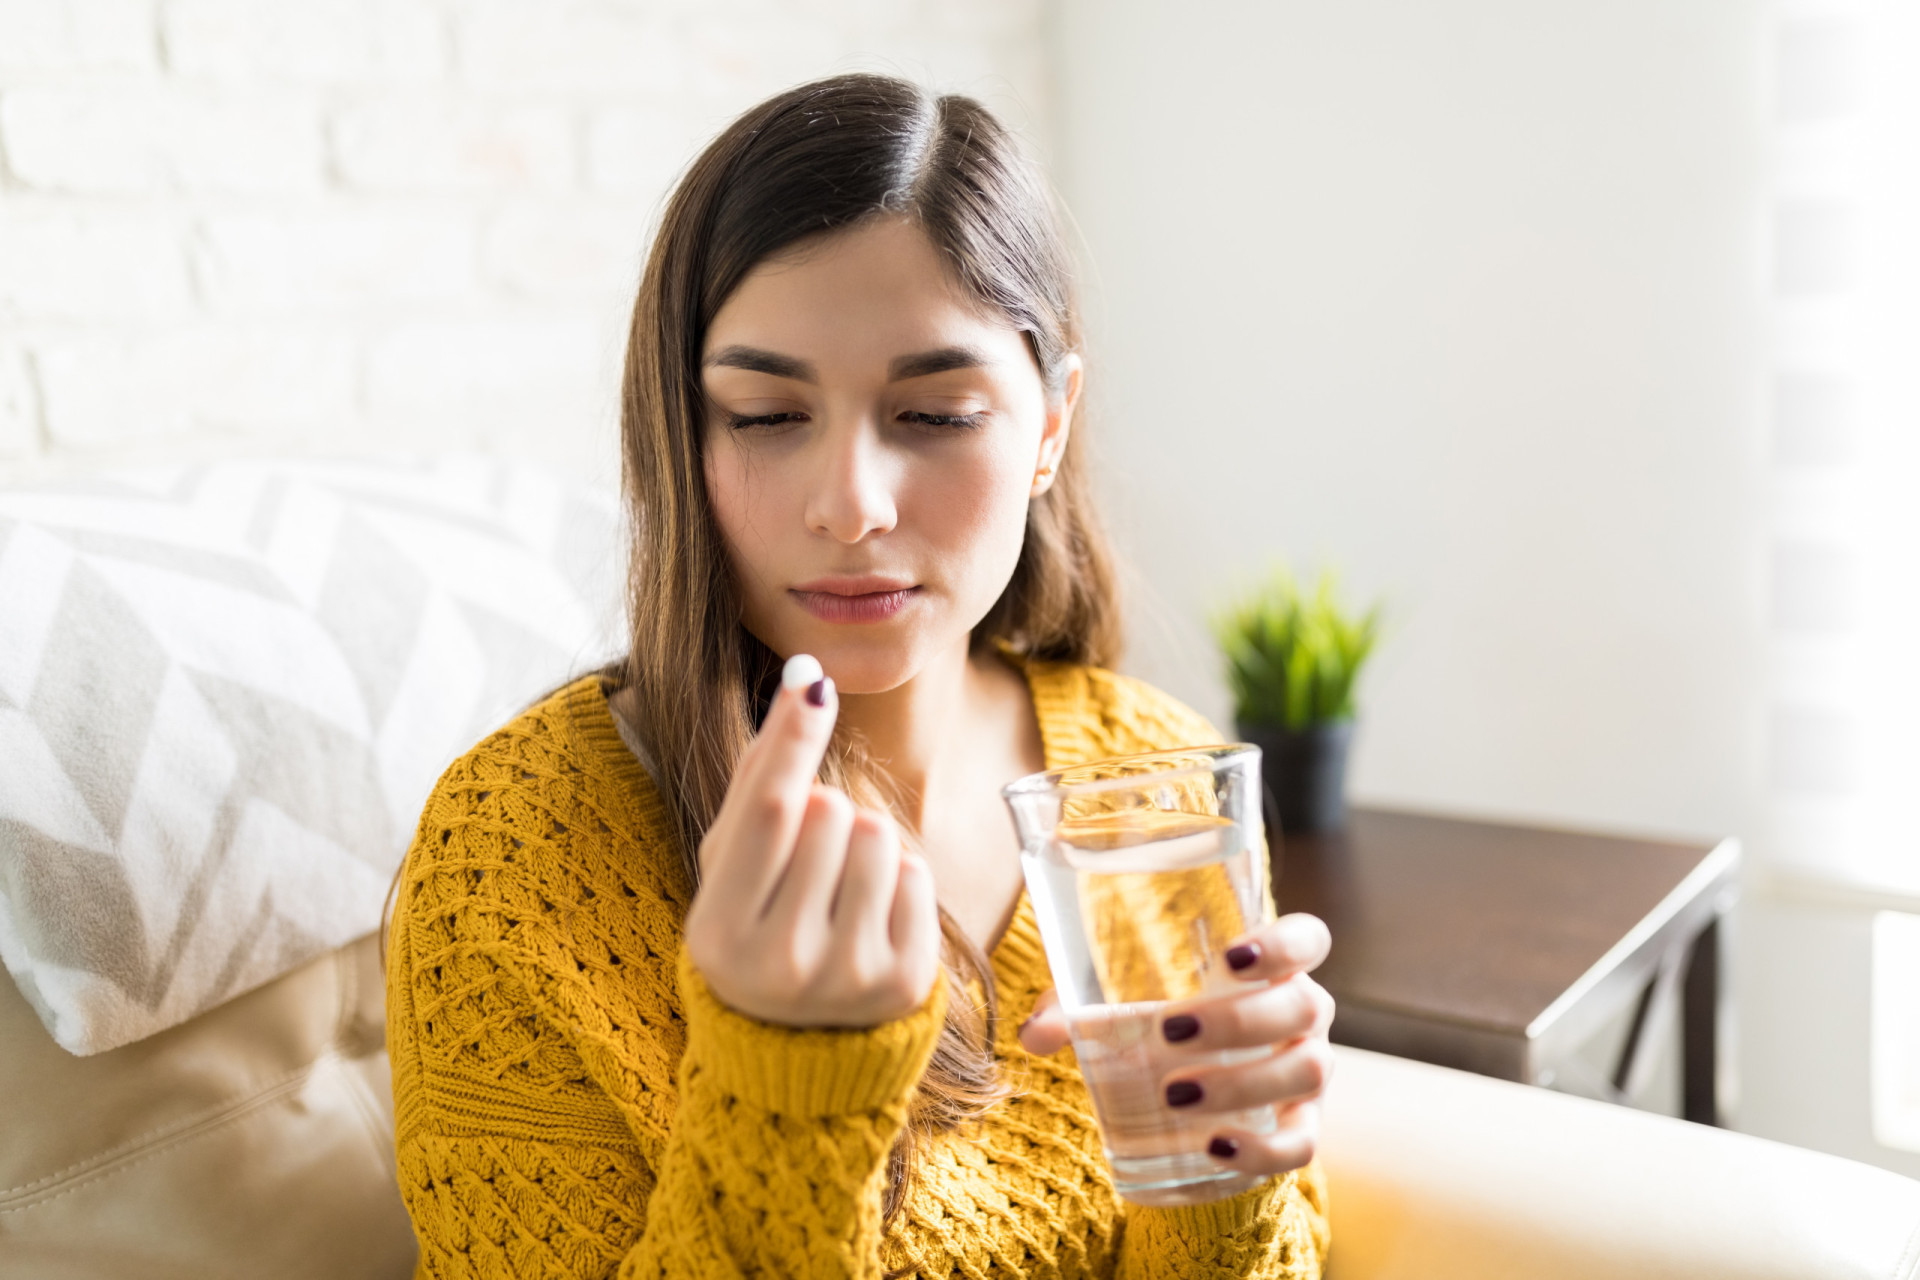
1048, 0, 1915, 1184
3, 0, 1917, 1177
0, 0, 1047, 481
1056, 0, 1766, 841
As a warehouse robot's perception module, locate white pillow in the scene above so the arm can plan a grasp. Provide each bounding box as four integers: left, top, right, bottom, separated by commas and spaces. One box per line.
0, 456, 624, 1054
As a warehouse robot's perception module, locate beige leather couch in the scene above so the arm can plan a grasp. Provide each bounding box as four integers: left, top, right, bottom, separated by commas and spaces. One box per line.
1, 934, 414, 1279
4, 932, 1918, 1279
1323, 1044, 1920, 1279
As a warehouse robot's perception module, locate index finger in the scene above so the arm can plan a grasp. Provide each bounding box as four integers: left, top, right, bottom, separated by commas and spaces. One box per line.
705, 654, 838, 880
1220, 913, 1332, 983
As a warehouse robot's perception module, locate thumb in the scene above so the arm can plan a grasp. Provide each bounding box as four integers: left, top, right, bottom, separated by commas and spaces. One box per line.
1017, 989, 1072, 1056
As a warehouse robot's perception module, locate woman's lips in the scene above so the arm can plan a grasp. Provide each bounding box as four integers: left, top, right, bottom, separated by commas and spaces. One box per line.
790, 586, 922, 623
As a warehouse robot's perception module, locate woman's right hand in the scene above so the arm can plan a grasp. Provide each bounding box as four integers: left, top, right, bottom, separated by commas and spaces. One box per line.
682, 654, 942, 1028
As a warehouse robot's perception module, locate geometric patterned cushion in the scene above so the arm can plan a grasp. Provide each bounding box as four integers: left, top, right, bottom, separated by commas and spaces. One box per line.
0, 456, 622, 1054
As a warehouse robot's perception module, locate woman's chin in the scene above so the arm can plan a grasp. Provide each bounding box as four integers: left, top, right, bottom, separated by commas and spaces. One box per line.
791, 629, 953, 697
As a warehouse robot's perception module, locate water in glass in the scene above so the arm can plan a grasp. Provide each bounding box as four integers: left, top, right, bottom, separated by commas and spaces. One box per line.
1015, 778, 1277, 1206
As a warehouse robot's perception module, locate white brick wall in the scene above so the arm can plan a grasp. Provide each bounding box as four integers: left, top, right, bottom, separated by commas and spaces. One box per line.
0, 0, 1050, 475
0, 0, 155, 76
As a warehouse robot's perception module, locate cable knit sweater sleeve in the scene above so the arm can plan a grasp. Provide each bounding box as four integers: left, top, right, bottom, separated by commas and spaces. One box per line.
618, 957, 946, 1278
1114, 1165, 1331, 1279
388, 680, 945, 1280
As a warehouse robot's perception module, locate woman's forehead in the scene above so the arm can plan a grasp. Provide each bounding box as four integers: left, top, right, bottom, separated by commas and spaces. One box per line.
706, 218, 1023, 366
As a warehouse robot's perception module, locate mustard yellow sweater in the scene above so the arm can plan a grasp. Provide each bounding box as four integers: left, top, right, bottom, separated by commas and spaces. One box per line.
387, 658, 1330, 1279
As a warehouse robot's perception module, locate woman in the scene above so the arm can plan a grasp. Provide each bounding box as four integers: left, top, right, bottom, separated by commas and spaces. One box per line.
387, 74, 1334, 1279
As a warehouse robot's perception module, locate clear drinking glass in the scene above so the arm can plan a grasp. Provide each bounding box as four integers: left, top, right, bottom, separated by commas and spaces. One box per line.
1003, 744, 1276, 1207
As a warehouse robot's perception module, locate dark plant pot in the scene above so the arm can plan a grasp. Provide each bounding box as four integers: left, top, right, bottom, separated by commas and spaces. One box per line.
1235, 720, 1354, 834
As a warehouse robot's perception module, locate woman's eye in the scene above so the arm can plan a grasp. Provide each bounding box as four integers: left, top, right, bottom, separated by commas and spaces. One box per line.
726, 411, 807, 430
899, 410, 987, 430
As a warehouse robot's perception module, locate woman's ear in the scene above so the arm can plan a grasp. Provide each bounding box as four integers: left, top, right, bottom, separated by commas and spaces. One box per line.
1032, 352, 1083, 498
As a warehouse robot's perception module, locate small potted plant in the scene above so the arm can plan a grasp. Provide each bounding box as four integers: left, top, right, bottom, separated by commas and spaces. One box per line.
1213, 567, 1381, 833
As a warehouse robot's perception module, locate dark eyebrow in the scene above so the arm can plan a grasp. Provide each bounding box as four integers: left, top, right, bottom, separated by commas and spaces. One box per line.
889, 346, 992, 381
705, 345, 817, 382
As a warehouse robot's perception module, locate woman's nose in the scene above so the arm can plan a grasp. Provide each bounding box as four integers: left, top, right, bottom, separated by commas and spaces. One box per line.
804, 420, 898, 544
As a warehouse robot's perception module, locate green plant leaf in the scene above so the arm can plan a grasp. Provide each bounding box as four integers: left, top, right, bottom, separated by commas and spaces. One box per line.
1212, 563, 1382, 728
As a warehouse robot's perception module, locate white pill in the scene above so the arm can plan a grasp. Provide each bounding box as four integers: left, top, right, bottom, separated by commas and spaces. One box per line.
781, 653, 824, 691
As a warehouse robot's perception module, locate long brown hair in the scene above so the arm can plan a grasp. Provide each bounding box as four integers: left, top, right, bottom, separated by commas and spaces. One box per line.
618, 73, 1121, 1229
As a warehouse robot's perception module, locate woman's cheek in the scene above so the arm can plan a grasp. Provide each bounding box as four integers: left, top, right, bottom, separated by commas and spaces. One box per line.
917, 449, 1032, 602
704, 442, 790, 620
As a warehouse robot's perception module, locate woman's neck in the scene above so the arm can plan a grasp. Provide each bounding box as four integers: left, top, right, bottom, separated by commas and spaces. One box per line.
836, 637, 1036, 835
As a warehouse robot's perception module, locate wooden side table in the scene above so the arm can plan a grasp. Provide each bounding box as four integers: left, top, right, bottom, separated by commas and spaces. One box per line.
1275, 808, 1739, 1123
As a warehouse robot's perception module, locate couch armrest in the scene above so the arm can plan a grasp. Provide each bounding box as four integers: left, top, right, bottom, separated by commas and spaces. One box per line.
0, 933, 414, 1280
1322, 1045, 1920, 1280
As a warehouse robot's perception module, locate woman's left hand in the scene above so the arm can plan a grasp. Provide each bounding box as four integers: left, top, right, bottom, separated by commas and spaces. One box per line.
1018, 912, 1335, 1178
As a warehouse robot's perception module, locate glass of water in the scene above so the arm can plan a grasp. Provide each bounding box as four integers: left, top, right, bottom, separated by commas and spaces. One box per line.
1003, 744, 1276, 1207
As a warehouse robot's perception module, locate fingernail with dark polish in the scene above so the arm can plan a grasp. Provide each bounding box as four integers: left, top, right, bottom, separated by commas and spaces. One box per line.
1226, 943, 1261, 972
1162, 1014, 1200, 1043
806, 679, 827, 707
1208, 1137, 1239, 1160
1165, 1080, 1203, 1107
